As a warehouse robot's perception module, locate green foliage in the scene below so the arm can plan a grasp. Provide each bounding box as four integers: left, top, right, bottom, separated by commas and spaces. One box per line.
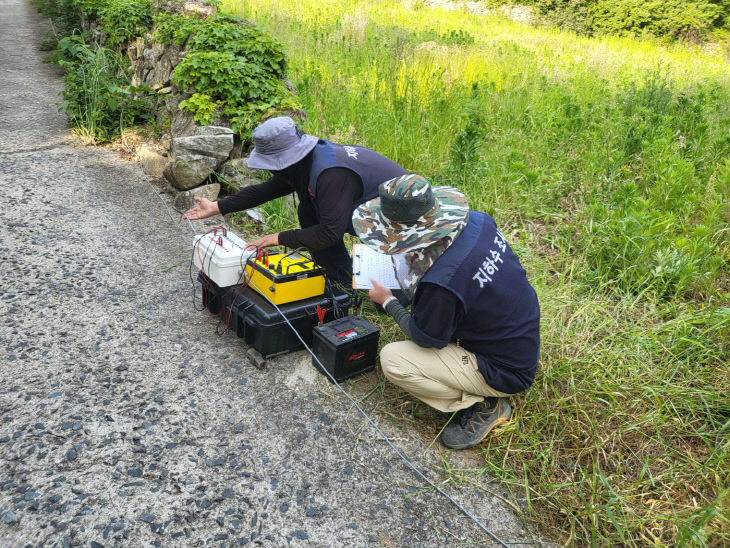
35, 0, 298, 140
226, 0, 730, 544
573, 70, 730, 299
153, 12, 286, 75
98, 0, 153, 46
591, 0, 722, 39
31, 0, 89, 36
156, 13, 299, 136
418, 27, 476, 46
445, 86, 487, 186
524, 0, 729, 40
55, 35, 152, 142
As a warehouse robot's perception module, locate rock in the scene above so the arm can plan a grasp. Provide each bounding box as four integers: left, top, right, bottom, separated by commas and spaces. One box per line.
244, 208, 265, 225
139, 513, 155, 523
246, 348, 266, 370
163, 130, 233, 190
163, 154, 218, 191
137, 144, 168, 177
183, 0, 217, 18
131, 40, 184, 91
172, 183, 221, 213
218, 158, 256, 193
127, 39, 141, 62
172, 183, 220, 213
160, 134, 171, 152
171, 133, 233, 162
167, 95, 198, 139
196, 125, 233, 137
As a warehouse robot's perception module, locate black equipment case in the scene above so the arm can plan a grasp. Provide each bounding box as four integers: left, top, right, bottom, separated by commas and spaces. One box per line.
218, 283, 351, 358
311, 315, 380, 382
198, 272, 230, 315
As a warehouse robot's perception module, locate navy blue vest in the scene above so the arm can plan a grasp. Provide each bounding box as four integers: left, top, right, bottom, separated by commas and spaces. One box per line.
307, 140, 407, 230
415, 211, 540, 393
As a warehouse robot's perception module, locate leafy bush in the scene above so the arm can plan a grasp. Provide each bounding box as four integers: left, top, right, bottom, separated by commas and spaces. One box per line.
155, 13, 299, 136
155, 13, 286, 75
98, 0, 153, 46
31, 0, 89, 37
36, 0, 298, 140
591, 0, 722, 39
55, 35, 152, 142
514, 0, 729, 40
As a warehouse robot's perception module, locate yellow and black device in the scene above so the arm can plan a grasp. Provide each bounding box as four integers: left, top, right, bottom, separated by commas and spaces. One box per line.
245, 249, 325, 305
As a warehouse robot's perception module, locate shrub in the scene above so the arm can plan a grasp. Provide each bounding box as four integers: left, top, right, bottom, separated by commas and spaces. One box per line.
55, 34, 152, 142
98, 0, 153, 46
155, 13, 300, 136
517, 0, 729, 40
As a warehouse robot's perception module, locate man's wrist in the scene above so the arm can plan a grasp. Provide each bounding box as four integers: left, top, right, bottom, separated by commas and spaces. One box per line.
382, 296, 397, 308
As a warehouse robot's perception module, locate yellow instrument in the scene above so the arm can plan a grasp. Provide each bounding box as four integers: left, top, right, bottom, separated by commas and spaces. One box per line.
245, 250, 325, 305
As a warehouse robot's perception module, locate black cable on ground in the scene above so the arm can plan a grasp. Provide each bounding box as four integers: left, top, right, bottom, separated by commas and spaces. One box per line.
142, 177, 512, 547
245, 276, 511, 548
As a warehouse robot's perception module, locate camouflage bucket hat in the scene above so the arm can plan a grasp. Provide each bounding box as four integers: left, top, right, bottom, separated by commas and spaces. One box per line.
352, 174, 469, 254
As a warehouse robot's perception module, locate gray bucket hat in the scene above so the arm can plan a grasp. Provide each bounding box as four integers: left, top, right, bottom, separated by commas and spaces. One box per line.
247, 117, 318, 171
352, 174, 469, 254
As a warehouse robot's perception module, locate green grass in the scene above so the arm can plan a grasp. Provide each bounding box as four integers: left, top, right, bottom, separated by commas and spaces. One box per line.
223, 0, 729, 544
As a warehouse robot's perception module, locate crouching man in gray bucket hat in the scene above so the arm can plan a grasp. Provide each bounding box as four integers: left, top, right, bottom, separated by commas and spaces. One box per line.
184, 116, 407, 285
352, 174, 540, 449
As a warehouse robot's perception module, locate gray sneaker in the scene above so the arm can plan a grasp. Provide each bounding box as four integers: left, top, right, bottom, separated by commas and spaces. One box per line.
441, 397, 512, 450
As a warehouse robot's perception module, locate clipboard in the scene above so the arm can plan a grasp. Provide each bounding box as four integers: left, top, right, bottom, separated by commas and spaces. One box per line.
352, 244, 408, 290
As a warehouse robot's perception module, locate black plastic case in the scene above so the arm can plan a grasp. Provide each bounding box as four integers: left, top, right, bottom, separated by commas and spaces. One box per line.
198, 272, 235, 315
220, 284, 351, 357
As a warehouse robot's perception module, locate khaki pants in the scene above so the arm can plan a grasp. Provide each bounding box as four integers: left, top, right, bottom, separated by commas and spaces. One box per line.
379, 341, 510, 413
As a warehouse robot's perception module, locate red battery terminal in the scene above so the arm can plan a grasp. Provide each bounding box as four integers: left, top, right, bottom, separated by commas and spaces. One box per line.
316, 305, 326, 326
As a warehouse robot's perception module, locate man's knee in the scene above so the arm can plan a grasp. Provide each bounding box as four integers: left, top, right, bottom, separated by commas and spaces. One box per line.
379, 341, 419, 383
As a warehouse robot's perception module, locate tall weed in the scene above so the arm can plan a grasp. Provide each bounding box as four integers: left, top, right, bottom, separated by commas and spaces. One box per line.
55, 35, 151, 143
225, 0, 729, 544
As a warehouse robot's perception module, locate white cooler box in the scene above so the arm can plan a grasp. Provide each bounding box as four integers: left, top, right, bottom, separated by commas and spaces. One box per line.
193, 230, 255, 287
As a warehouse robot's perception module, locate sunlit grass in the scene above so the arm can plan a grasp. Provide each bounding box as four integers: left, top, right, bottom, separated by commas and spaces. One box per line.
224, 0, 730, 544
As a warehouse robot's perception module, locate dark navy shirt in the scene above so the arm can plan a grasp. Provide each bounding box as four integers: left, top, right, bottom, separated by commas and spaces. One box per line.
408, 212, 540, 394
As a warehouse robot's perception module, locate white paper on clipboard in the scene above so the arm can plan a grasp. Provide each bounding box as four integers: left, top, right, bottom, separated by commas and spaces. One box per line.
352, 244, 408, 290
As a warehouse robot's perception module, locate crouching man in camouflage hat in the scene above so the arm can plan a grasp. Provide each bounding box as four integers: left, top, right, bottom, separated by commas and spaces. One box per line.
352, 174, 540, 449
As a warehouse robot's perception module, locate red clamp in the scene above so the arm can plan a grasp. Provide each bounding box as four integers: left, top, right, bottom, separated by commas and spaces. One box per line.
316, 305, 326, 326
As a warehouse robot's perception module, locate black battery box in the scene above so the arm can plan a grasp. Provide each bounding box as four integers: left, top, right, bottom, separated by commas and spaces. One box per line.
311, 315, 380, 383
220, 285, 351, 358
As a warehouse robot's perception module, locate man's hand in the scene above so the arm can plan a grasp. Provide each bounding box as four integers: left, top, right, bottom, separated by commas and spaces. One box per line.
246, 233, 280, 250
368, 279, 393, 306
183, 197, 219, 220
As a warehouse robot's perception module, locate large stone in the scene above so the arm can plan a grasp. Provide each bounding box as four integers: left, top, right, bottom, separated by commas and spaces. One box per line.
171, 132, 233, 162
172, 183, 221, 213
218, 157, 257, 192
183, 0, 216, 18
196, 125, 233, 137
163, 153, 218, 190
136, 143, 168, 177
244, 208, 266, 225
167, 94, 198, 139
131, 40, 183, 90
